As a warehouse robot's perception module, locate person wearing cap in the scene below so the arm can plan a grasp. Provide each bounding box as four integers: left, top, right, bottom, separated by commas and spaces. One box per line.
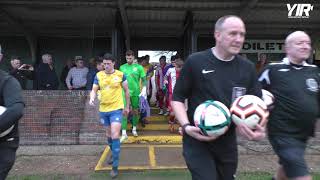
119, 50, 146, 140
65, 56, 89, 90
0, 46, 24, 179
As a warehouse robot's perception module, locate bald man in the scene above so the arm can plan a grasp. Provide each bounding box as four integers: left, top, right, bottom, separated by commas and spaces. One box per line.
259, 31, 319, 180
172, 15, 265, 180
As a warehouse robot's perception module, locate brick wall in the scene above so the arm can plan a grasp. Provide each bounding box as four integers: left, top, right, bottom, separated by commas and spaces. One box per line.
19, 91, 320, 151
20, 90, 105, 145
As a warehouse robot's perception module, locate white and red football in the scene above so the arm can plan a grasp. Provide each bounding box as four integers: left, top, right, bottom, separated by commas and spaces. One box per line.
230, 95, 269, 129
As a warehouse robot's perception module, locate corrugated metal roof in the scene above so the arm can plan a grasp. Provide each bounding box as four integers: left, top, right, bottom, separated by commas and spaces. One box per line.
0, 0, 319, 38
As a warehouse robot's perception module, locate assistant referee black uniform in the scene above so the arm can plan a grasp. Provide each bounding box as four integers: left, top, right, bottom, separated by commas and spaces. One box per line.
173, 48, 262, 180
258, 58, 320, 178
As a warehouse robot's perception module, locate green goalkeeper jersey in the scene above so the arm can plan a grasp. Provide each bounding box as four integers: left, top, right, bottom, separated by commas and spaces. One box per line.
120, 63, 146, 96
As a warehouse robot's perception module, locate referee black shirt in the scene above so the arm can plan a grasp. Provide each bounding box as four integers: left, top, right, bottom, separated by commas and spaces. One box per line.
259, 58, 320, 139
173, 48, 262, 135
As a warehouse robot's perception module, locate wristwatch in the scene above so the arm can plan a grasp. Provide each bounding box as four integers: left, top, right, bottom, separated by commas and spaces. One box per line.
181, 123, 191, 134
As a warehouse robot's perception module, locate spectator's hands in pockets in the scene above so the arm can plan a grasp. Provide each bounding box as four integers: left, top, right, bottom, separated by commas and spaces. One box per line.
236, 123, 266, 141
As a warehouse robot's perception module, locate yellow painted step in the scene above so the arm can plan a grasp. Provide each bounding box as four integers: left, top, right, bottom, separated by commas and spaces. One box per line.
95, 144, 186, 171
121, 135, 182, 144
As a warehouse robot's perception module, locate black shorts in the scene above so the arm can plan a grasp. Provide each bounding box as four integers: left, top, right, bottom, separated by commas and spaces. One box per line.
182, 131, 238, 180
269, 135, 309, 178
0, 138, 19, 179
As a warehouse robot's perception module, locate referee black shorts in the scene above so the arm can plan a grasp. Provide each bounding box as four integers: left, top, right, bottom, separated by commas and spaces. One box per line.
269, 135, 309, 178
182, 131, 238, 180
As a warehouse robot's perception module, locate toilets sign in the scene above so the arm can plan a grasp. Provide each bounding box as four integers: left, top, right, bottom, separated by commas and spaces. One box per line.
242, 40, 285, 53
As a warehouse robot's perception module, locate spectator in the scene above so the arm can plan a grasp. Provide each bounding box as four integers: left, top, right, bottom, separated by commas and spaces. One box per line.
9, 56, 34, 90
36, 54, 59, 90
256, 53, 268, 73
86, 58, 104, 90
60, 58, 75, 89
66, 56, 89, 90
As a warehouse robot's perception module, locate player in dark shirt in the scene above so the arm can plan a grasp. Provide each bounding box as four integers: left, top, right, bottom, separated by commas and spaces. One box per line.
172, 15, 265, 180
259, 31, 318, 180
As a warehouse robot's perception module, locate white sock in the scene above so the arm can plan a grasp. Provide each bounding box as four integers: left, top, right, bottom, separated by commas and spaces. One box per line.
132, 126, 137, 131
122, 130, 127, 136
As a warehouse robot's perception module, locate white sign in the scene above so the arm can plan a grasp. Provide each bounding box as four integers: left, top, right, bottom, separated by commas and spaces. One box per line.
287, 4, 313, 18
241, 40, 285, 53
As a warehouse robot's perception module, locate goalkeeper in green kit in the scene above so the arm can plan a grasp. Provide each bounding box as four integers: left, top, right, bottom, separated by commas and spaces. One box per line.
120, 50, 146, 141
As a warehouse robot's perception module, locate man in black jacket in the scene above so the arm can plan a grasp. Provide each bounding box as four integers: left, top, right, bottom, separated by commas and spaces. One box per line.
9, 56, 34, 90
36, 54, 59, 90
0, 47, 25, 179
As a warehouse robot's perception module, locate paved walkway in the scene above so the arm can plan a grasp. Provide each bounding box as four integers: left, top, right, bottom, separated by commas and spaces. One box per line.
9, 107, 320, 176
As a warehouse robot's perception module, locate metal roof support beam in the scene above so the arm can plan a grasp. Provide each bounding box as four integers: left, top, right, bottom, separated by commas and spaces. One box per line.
191, 31, 198, 54
118, 0, 130, 50
181, 11, 197, 58
181, 11, 193, 37
0, 8, 38, 63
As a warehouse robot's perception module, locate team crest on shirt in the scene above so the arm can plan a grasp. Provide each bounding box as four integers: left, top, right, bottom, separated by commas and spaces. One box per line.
133, 67, 138, 71
306, 78, 319, 92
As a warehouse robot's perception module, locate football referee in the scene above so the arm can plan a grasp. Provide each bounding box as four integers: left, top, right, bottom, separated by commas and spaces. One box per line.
259, 31, 318, 180
172, 15, 266, 180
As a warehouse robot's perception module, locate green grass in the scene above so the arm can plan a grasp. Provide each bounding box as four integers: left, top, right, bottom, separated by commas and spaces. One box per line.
7, 171, 320, 180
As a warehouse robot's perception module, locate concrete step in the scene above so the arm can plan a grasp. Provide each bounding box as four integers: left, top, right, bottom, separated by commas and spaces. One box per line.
150, 107, 161, 114
95, 144, 186, 171
127, 123, 180, 131
145, 115, 169, 122
124, 130, 180, 136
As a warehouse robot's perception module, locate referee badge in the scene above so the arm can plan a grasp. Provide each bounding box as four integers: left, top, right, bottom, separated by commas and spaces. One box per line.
306, 78, 318, 92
